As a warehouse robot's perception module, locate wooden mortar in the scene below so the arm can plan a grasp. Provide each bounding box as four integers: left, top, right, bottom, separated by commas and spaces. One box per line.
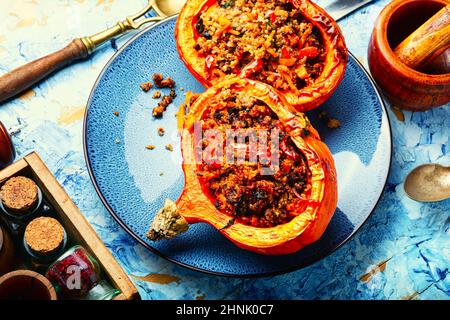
0, 270, 57, 300
368, 0, 450, 111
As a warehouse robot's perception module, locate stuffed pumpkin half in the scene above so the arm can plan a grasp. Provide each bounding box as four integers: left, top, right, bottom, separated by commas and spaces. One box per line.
175, 0, 347, 111
147, 77, 338, 255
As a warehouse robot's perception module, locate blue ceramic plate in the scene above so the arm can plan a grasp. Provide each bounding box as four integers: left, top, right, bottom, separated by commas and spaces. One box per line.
84, 16, 392, 277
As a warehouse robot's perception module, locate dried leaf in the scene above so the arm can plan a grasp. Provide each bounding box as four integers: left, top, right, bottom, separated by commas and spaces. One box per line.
132, 274, 180, 285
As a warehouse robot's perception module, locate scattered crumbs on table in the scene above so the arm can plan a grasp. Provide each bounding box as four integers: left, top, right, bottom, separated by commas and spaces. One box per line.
146, 145, 155, 150
152, 91, 161, 99
140, 81, 153, 92
157, 127, 165, 136
170, 88, 177, 98
165, 144, 174, 152
180, 87, 184, 91
113, 111, 119, 117
391, 105, 405, 122
159, 172, 164, 176
115, 138, 121, 144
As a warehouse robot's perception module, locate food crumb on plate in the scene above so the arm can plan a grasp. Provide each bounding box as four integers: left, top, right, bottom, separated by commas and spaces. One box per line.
327, 118, 341, 129
153, 91, 162, 99
113, 111, 119, 117
140, 81, 153, 92
318, 111, 327, 120
157, 127, 165, 136
152, 73, 175, 88
318, 111, 341, 129
150, 73, 176, 119
146, 145, 155, 150
152, 95, 174, 119
152, 105, 165, 118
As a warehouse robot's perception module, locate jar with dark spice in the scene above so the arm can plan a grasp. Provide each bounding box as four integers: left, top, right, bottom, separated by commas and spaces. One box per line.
0, 176, 43, 233
23, 216, 67, 270
46, 246, 101, 299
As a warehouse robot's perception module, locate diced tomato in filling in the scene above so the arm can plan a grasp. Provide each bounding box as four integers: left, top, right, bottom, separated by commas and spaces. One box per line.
194, 0, 326, 91
196, 90, 311, 228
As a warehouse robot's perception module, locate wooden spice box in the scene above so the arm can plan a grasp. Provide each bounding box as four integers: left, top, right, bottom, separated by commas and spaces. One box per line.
0, 152, 139, 300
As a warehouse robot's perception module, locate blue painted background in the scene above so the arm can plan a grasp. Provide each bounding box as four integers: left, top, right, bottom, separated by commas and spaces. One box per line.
0, 0, 448, 299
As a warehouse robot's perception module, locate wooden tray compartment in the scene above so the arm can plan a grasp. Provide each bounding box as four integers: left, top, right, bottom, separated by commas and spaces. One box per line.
0, 152, 139, 300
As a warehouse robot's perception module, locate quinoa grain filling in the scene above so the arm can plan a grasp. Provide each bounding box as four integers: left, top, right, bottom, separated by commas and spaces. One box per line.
194, 0, 326, 92
196, 89, 312, 228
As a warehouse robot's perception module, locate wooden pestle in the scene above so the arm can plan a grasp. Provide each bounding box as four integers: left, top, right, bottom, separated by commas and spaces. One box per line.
394, 5, 450, 70
0, 40, 89, 104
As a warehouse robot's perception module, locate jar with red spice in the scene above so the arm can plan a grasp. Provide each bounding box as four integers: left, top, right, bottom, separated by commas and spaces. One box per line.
45, 245, 101, 299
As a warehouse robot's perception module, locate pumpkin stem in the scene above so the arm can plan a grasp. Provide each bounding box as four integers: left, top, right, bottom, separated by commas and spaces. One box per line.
146, 199, 189, 241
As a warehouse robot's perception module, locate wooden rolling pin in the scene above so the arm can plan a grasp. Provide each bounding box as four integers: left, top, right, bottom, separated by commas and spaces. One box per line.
394, 5, 450, 70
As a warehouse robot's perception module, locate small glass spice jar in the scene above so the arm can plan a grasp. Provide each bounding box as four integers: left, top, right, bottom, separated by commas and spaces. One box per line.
23, 216, 67, 271
0, 176, 43, 234
46, 246, 102, 299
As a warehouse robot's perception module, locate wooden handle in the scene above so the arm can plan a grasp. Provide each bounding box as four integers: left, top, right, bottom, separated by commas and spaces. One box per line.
394, 5, 450, 70
0, 39, 89, 104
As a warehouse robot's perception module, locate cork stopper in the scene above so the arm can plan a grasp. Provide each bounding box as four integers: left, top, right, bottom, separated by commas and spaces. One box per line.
0, 176, 38, 214
25, 217, 65, 256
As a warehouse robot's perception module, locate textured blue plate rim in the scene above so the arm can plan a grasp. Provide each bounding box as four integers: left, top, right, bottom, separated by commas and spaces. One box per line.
83, 16, 393, 278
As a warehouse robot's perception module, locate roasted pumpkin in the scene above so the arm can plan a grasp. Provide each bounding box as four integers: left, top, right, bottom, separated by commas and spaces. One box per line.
175, 0, 348, 111
147, 77, 337, 255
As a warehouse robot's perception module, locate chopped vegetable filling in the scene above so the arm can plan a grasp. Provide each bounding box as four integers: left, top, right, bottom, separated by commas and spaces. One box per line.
197, 90, 311, 228
195, 0, 326, 91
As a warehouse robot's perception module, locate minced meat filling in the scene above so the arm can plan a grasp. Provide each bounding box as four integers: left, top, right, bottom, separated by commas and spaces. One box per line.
195, 0, 326, 91
197, 90, 311, 228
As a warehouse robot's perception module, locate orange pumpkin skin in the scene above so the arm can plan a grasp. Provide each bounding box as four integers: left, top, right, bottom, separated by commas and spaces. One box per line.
177, 77, 338, 255
175, 0, 348, 112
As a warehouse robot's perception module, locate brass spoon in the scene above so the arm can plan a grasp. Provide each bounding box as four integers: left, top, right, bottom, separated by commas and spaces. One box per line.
404, 164, 450, 202
0, 0, 186, 104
